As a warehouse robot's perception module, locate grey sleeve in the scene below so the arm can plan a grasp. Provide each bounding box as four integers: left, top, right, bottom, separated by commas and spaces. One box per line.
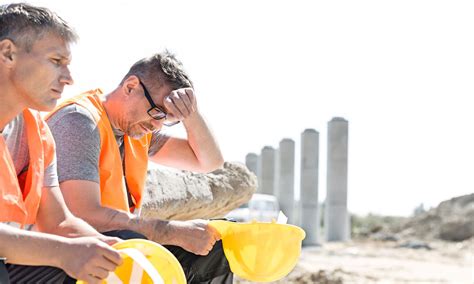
47, 105, 101, 184
43, 155, 59, 187
148, 131, 171, 157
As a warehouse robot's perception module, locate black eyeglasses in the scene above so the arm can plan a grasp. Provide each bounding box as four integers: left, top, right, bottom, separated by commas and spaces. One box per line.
139, 80, 180, 127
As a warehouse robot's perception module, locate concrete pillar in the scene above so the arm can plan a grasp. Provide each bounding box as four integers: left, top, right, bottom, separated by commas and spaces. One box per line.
325, 117, 350, 242
259, 146, 276, 195
300, 129, 320, 245
276, 138, 295, 224
245, 153, 258, 176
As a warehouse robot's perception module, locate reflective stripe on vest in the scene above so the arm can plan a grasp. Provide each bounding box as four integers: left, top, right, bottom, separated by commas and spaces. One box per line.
46, 89, 150, 213
0, 109, 55, 226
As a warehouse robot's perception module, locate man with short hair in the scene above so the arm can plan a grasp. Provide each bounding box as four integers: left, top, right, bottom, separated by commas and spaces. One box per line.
0, 3, 122, 283
47, 51, 232, 283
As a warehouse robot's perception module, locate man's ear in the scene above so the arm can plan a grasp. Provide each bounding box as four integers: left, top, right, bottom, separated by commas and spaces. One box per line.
0, 39, 17, 67
122, 75, 140, 96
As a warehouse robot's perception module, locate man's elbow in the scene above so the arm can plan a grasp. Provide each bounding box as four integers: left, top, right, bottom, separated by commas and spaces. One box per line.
67, 205, 103, 229
199, 156, 224, 173
211, 156, 225, 171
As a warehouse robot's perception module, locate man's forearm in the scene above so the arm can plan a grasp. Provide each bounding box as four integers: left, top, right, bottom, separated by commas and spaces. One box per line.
56, 180, 175, 241
72, 205, 165, 238
46, 214, 104, 239
35, 185, 107, 239
97, 209, 174, 244
72, 205, 182, 245
0, 223, 66, 267
183, 112, 224, 172
73, 205, 136, 233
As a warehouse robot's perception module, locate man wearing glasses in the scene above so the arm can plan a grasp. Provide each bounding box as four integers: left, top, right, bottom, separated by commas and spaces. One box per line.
46, 51, 231, 283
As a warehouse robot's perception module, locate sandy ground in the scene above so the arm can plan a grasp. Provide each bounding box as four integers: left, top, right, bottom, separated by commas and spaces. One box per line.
235, 239, 473, 284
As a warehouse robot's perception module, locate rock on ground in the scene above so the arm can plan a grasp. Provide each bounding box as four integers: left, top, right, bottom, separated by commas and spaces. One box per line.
140, 162, 257, 220
393, 193, 474, 241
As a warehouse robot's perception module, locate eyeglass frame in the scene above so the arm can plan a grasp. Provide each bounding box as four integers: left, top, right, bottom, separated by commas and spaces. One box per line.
138, 79, 180, 127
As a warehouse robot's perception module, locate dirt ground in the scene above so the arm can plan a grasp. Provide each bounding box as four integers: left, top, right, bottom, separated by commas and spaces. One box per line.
235, 238, 473, 284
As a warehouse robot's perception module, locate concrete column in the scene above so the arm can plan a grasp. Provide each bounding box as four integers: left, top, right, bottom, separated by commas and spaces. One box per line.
325, 117, 350, 242
300, 129, 320, 245
245, 153, 258, 176
276, 139, 295, 224
259, 146, 276, 195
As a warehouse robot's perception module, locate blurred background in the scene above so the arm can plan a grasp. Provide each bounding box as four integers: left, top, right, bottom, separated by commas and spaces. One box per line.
18, 0, 473, 217
9, 0, 473, 282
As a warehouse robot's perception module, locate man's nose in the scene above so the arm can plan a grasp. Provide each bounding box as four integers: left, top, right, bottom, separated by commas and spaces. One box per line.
60, 66, 74, 85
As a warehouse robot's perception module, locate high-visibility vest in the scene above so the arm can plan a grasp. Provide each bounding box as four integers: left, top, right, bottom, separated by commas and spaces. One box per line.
47, 89, 151, 213
0, 109, 55, 226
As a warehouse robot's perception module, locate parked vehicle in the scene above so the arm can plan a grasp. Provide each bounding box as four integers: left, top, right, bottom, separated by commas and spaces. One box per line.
226, 193, 280, 222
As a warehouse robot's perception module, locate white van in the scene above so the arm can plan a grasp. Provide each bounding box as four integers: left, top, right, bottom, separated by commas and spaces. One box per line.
225, 193, 280, 222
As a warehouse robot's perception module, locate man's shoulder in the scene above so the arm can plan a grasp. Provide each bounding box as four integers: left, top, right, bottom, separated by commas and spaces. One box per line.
47, 104, 96, 127
4, 112, 24, 130
46, 103, 101, 144
1, 113, 23, 146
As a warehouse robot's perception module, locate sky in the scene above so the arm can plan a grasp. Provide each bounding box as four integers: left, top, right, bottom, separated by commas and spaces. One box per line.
10, 0, 473, 216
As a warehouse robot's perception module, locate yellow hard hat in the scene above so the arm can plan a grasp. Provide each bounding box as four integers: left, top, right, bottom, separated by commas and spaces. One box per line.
77, 239, 186, 284
210, 220, 305, 283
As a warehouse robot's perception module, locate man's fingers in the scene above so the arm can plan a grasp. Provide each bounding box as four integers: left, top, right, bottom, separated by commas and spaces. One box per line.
202, 242, 214, 255
81, 274, 101, 284
98, 255, 120, 272
99, 236, 121, 246
89, 266, 110, 280
169, 91, 191, 116
196, 247, 210, 256
179, 91, 193, 113
164, 96, 184, 121
207, 224, 221, 241
101, 247, 123, 266
184, 88, 196, 111
164, 88, 196, 119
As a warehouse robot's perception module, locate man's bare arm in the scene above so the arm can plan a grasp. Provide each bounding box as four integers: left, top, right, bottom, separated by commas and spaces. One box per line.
150, 111, 223, 173
35, 185, 114, 240
0, 223, 68, 267
149, 88, 223, 173
59, 179, 219, 255
0, 224, 122, 283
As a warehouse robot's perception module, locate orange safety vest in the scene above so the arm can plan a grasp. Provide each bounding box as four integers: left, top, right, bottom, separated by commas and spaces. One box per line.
0, 109, 55, 226
47, 89, 151, 213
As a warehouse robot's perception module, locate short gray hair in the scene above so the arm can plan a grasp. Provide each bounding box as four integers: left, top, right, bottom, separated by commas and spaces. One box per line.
0, 3, 78, 52
123, 50, 193, 91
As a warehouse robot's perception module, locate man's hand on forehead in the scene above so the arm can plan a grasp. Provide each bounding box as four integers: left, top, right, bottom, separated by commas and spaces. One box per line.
163, 88, 197, 121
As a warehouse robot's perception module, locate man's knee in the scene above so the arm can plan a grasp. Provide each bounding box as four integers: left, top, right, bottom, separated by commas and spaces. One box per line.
196, 241, 230, 272
100, 232, 232, 283
165, 241, 232, 283
191, 242, 232, 283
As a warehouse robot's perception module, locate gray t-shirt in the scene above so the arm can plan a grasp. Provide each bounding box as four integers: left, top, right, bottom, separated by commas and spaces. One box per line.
1, 113, 58, 187
46, 104, 169, 184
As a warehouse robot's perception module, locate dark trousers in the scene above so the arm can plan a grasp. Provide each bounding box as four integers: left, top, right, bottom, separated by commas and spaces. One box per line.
103, 230, 233, 284
0, 259, 67, 284
0, 231, 232, 284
